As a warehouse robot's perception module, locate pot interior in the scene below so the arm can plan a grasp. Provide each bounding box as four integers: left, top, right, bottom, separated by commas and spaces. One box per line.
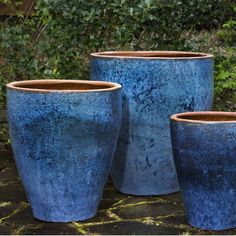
9, 80, 114, 91
176, 113, 236, 122
93, 51, 211, 58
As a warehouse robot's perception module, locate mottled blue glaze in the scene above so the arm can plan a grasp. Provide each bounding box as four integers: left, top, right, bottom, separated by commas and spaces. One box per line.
7, 80, 122, 222
90, 52, 214, 195
171, 113, 236, 230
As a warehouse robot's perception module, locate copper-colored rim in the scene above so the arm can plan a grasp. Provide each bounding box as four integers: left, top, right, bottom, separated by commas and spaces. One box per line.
91, 51, 214, 60
171, 111, 236, 124
7, 80, 122, 93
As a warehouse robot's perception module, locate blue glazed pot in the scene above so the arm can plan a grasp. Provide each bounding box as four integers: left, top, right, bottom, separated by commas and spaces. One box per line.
90, 51, 214, 196
171, 111, 236, 230
7, 80, 122, 222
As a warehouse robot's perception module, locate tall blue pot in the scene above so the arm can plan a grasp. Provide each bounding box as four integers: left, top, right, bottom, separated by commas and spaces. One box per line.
90, 51, 214, 195
7, 79, 122, 222
170, 111, 236, 230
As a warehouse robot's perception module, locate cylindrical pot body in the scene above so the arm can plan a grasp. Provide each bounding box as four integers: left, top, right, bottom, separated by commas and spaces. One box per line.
7, 80, 122, 222
90, 51, 214, 195
171, 112, 236, 230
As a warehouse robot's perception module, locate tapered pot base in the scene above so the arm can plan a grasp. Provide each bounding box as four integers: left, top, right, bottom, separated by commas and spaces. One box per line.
111, 169, 179, 196
33, 210, 97, 223
112, 177, 180, 196
114, 187, 180, 196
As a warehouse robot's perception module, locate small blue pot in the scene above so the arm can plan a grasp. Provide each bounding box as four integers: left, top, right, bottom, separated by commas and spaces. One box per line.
7, 80, 122, 222
171, 111, 236, 230
90, 51, 214, 196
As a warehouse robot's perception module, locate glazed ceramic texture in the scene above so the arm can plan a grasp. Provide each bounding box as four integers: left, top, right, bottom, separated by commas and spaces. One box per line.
171, 112, 236, 230
90, 51, 214, 196
7, 80, 122, 222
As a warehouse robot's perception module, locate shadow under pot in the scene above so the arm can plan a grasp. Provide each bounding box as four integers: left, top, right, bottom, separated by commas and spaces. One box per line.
170, 111, 236, 230
90, 51, 214, 196
7, 79, 122, 222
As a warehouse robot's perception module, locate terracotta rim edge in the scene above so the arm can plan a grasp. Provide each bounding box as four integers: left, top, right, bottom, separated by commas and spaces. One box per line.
90, 51, 214, 60
7, 80, 122, 93
170, 111, 236, 124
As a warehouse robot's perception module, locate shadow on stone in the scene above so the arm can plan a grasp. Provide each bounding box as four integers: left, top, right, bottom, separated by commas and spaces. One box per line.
19, 223, 81, 235
5, 205, 40, 226
0, 180, 26, 202
0, 224, 12, 234
112, 201, 184, 219
86, 220, 188, 235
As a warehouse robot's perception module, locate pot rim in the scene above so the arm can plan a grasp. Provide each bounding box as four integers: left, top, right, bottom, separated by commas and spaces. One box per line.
7, 79, 122, 93
170, 111, 236, 124
90, 51, 214, 60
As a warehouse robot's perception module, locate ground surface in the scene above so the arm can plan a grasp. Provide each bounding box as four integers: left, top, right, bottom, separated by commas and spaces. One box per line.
1, 150, 236, 235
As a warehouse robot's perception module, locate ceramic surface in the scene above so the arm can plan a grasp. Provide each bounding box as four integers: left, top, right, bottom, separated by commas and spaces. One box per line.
171, 111, 236, 230
90, 51, 214, 195
7, 80, 122, 222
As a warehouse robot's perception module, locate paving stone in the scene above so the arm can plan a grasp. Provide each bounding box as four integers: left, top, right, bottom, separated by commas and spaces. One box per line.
6, 205, 41, 226
0, 179, 26, 202
161, 213, 187, 224
0, 224, 12, 234
0, 151, 13, 170
211, 229, 236, 235
86, 220, 187, 235
1, 150, 236, 235
0, 166, 18, 182
106, 195, 177, 212
78, 209, 115, 224
0, 143, 11, 152
19, 223, 81, 235
98, 197, 122, 211
102, 186, 128, 200
0, 152, 26, 202
112, 201, 184, 219
186, 228, 236, 235
162, 192, 184, 204
0, 202, 23, 219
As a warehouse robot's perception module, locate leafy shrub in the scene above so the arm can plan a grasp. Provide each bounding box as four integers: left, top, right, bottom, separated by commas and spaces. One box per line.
171, 0, 235, 30
0, 0, 235, 146
0, 0, 235, 109
214, 18, 236, 110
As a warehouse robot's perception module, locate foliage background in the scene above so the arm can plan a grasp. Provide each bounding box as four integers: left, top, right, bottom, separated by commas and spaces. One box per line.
0, 0, 236, 145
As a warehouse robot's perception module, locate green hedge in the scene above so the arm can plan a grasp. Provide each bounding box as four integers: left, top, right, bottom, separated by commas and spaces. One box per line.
0, 0, 235, 110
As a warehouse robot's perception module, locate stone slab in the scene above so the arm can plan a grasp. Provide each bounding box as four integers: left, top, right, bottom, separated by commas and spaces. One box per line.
1, 151, 236, 235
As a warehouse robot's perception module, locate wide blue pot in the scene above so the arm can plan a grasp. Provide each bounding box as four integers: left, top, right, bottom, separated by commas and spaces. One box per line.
90, 51, 214, 196
7, 80, 122, 222
171, 111, 236, 230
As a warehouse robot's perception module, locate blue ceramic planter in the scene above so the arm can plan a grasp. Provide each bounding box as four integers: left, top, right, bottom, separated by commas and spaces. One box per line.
171, 111, 236, 230
90, 51, 214, 196
7, 80, 122, 222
